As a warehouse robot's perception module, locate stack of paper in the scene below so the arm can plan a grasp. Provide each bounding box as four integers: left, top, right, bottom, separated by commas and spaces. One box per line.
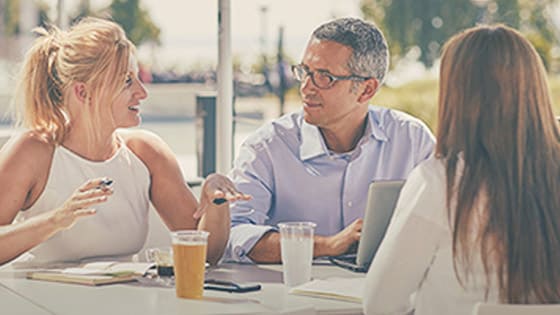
27, 261, 155, 286
289, 277, 365, 303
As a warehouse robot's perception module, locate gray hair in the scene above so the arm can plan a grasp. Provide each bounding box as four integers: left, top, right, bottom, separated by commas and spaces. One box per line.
312, 17, 389, 85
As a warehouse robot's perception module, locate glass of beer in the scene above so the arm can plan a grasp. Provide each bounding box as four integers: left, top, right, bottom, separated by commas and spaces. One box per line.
170, 230, 209, 299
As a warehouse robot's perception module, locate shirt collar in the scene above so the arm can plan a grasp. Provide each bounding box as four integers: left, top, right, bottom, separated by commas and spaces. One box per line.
300, 119, 327, 161
367, 108, 389, 142
299, 108, 388, 161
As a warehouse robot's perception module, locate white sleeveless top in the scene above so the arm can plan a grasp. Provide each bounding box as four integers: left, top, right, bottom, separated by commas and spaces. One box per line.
15, 139, 150, 264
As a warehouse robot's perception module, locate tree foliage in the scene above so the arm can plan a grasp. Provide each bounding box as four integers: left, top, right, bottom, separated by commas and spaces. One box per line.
73, 0, 162, 46
361, 0, 559, 69
3, 0, 20, 35
3, 0, 160, 48
107, 0, 161, 46
2, 0, 50, 36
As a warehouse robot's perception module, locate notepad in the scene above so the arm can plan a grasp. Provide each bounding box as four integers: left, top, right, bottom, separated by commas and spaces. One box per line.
27, 261, 155, 286
289, 277, 365, 303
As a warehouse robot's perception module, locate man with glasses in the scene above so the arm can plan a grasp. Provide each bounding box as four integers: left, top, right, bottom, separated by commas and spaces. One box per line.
225, 17, 435, 263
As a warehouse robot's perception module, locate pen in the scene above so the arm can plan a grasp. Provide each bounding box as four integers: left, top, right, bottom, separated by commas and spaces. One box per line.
213, 198, 227, 205
98, 179, 113, 189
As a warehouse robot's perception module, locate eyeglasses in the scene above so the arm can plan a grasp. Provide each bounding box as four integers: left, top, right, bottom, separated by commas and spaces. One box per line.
291, 64, 370, 89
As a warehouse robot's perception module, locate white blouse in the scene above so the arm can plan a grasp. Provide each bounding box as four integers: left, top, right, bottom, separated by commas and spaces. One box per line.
14, 139, 151, 264
363, 156, 498, 315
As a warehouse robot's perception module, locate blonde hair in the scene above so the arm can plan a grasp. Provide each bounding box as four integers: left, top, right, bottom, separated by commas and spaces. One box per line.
12, 17, 134, 144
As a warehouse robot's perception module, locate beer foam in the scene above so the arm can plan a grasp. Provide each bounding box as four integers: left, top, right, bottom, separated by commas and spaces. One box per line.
173, 240, 207, 246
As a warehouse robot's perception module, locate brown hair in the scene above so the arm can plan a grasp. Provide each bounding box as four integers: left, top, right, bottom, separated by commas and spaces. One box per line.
436, 24, 560, 303
12, 17, 134, 144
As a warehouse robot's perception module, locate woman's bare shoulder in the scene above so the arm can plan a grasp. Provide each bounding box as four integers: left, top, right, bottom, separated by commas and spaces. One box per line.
0, 131, 54, 200
0, 130, 54, 164
118, 129, 174, 166
119, 128, 168, 150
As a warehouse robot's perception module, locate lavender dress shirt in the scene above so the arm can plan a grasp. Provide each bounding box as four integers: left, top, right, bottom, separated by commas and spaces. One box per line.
225, 106, 435, 262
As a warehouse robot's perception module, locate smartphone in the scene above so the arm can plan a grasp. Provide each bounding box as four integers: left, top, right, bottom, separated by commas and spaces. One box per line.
204, 279, 261, 293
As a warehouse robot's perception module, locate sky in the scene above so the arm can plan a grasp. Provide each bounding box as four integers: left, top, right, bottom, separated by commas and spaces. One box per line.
82, 0, 363, 71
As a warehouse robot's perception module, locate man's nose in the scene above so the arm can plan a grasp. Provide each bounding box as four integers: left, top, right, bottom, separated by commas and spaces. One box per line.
299, 73, 316, 94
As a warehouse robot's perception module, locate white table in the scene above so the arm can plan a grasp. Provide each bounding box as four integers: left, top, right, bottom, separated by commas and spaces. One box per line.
0, 282, 53, 315
0, 263, 364, 315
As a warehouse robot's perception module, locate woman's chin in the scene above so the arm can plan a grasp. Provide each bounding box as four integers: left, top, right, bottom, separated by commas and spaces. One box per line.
118, 118, 142, 129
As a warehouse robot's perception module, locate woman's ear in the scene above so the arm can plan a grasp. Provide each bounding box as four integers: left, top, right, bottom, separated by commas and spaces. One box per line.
357, 78, 379, 104
72, 82, 89, 104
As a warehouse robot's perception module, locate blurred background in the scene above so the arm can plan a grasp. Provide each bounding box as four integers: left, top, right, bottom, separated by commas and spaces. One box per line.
1, 0, 560, 177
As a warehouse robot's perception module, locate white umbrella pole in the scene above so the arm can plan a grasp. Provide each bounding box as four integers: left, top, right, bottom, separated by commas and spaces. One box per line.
216, 0, 233, 174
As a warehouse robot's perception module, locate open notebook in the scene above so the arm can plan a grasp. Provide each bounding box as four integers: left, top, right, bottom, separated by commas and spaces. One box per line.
27, 261, 155, 286
289, 277, 365, 303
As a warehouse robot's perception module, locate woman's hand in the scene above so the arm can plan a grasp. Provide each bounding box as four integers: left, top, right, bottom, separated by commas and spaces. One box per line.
50, 178, 113, 230
193, 174, 251, 219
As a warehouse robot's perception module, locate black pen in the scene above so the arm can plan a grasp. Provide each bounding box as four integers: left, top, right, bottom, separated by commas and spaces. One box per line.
99, 179, 113, 188
213, 198, 227, 205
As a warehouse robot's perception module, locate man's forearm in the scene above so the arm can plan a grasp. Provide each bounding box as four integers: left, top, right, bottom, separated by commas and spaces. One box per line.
312, 235, 334, 257
247, 232, 334, 263
247, 231, 282, 263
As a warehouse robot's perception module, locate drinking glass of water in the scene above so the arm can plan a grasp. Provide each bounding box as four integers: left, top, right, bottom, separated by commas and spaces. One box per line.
278, 222, 316, 287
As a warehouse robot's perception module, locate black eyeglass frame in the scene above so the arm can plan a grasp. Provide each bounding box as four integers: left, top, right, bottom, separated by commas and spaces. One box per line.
291, 64, 371, 89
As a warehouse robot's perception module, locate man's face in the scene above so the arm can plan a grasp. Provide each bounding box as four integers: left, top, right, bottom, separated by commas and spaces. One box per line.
298, 39, 368, 130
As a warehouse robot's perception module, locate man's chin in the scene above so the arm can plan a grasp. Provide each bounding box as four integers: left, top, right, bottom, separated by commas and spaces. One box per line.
303, 113, 319, 126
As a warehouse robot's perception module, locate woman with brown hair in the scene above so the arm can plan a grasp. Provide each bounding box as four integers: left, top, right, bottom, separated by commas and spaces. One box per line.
0, 17, 248, 266
363, 24, 560, 314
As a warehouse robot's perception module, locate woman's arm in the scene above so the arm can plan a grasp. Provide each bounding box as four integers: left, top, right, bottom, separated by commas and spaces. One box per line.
0, 131, 112, 265
124, 130, 249, 265
0, 179, 112, 265
363, 162, 447, 315
196, 173, 251, 264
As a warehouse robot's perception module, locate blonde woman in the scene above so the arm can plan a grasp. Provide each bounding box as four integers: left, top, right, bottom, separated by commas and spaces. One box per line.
0, 17, 248, 266
364, 25, 560, 314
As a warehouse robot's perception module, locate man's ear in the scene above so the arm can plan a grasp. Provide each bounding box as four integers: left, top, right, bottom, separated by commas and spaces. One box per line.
72, 82, 89, 104
357, 78, 379, 103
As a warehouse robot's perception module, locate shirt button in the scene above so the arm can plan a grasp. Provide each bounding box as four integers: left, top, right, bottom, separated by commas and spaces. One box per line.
347, 201, 353, 207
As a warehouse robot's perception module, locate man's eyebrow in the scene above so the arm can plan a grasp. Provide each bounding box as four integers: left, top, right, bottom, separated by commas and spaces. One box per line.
300, 63, 333, 74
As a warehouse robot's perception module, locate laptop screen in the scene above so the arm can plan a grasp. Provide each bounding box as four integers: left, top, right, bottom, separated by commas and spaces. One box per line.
330, 180, 404, 272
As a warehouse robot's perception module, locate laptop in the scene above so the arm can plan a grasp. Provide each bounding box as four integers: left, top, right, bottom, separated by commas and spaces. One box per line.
329, 180, 405, 273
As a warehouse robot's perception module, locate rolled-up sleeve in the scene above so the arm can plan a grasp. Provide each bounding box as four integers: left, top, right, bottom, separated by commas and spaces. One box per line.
226, 224, 276, 262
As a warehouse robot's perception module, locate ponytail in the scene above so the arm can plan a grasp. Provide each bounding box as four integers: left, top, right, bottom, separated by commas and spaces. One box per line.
13, 25, 69, 144
12, 17, 134, 146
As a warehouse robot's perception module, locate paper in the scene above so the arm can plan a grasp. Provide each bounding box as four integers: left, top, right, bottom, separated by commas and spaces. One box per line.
62, 261, 155, 276
289, 277, 365, 303
26, 261, 155, 286
27, 271, 138, 286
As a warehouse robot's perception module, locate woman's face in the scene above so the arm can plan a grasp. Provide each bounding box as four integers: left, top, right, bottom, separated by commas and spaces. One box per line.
110, 56, 148, 129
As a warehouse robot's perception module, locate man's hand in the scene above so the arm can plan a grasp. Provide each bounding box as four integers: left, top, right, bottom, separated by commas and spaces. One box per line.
247, 218, 363, 263
315, 218, 362, 257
